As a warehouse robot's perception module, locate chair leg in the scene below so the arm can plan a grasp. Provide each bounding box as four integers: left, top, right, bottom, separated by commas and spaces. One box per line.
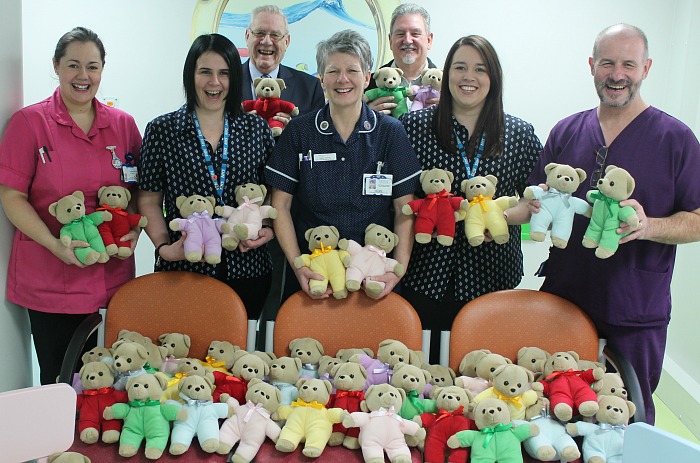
265, 321, 275, 352
247, 320, 257, 352
422, 330, 431, 363
440, 330, 451, 366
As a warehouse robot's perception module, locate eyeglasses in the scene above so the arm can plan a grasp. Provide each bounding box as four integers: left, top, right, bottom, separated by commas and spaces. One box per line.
248, 29, 287, 42
590, 146, 609, 187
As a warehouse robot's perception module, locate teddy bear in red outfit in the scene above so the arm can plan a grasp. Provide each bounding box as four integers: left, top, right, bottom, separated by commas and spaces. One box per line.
96, 185, 147, 258
76, 361, 128, 444
242, 77, 299, 136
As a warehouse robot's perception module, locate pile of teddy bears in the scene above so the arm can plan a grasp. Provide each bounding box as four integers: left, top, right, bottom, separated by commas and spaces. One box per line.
71, 330, 634, 463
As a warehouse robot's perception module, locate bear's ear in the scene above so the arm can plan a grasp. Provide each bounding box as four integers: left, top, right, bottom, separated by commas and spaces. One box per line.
330, 362, 342, 378
330, 226, 339, 238
357, 364, 368, 380
175, 195, 187, 209
485, 175, 498, 187
275, 78, 286, 91
420, 68, 430, 78
626, 400, 636, 417
98, 186, 107, 199
575, 168, 587, 183
372, 69, 382, 80
253, 77, 262, 88
393, 233, 399, 245
234, 185, 243, 198
604, 164, 617, 175
544, 163, 559, 175
259, 184, 267, 198
446, 170, 455, 183
492, 364, 508, 377
322, 379, 332, 395
394, 67, 404, 77
48, 201, 59, 217
365, 223, 377, 233
313, 339, 325, 355
205, 196, 216, 207
72, 191, 85, 201
626, 173, 636, 196
304, 228, 314, 241
123, 188, 132, 202
419, 170, 428, 183
525, 369, 534, 383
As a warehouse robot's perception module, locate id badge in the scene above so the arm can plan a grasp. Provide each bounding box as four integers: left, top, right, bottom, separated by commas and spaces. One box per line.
121, 165, 139, 183
363, 174, 393, 196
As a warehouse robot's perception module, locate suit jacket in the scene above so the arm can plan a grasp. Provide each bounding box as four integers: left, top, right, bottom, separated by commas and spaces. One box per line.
366, 57, 438, 91
242, 61, 325, 117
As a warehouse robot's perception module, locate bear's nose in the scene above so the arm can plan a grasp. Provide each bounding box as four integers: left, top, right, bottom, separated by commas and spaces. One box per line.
510, 388, 517, 393
489, 409, 495, 414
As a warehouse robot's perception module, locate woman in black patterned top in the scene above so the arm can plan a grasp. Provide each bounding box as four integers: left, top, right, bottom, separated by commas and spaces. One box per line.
138, 34, 275, 320
400, 36, 543, 363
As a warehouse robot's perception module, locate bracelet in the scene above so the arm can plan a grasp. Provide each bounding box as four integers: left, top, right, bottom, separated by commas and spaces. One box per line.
155, 242, 169, 260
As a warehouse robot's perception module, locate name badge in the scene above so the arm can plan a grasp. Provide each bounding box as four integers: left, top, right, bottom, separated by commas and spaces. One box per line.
314, 152, 337, 162
121, 165, 139, 183
363, 174, 393, 196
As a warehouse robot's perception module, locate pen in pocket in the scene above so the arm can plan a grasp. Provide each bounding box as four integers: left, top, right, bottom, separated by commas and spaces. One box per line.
39, 146, 52, 163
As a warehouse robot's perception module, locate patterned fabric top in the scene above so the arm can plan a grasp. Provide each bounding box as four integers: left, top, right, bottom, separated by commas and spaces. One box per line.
139, 105, 274, 280
400, 106, 542, 301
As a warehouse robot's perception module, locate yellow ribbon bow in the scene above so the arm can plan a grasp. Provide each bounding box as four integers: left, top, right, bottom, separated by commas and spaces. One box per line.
469, 194, 493, 212
204, 356, 226, 369
495, 391, 523, 408
167, 372, 187, 389
291, 399, 325, 410
310, 241, 333, 259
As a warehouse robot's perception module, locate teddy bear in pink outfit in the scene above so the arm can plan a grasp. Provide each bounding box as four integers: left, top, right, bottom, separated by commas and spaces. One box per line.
215, 183, 276, 252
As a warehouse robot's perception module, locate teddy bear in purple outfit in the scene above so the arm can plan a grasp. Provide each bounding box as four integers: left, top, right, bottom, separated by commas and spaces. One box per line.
169, 194, 223, 264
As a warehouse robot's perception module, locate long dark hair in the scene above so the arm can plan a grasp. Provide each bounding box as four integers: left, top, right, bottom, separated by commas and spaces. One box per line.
432, 35, 504, 158
183, 33, 243, 116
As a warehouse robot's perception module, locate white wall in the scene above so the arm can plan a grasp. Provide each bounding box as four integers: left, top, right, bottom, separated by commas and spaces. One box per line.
0, 0, 32, 392
9, 0, 700, 426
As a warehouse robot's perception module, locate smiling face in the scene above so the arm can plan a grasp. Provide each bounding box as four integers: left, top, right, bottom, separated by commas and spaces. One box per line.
54, 40, 103, 112
389, 13, 432, 67
320, 52, 370, 110
246, 10, 290, 75
449, 45, 490, 115
194, 51, 230, 115
590, 31, 650, 108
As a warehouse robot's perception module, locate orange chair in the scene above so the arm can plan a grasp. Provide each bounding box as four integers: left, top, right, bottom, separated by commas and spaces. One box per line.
62, 271, 249, 462
273, 290, 423, 358
256, 290, 424, 463
448, 289, 645, 423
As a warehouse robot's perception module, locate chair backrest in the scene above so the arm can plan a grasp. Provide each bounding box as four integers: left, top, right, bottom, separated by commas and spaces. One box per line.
273, 291, 423, 359
623, 422, 700, 462
0, 383, 76, 462
105, 271, 248, 359
449, 289, 599, 372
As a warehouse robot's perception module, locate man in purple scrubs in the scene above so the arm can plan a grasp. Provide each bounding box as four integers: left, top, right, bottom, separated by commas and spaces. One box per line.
528, 24, 700, 424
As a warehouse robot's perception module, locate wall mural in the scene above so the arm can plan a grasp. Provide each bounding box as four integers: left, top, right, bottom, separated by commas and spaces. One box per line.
191, 0, 399, 75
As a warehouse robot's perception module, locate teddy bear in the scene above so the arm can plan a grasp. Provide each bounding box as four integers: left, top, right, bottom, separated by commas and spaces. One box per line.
252, 350, 277, 366
213, 350, 269, 404
202, 340, 241, 373
289, 337, 325, 378
161, 357, 215, 402
414, 385, 475, 463
71, 346, 114, 394
269, 356, 302, 407
460, 175, 518, 246
327, 361, 367, 449
423, 363, 456, 399
517, 346, 550, 381
363, 67, 411, 118
294, 225, 350, 299
158, 332, 191, 375
583, 165, 639, 259
390, 362, 437, 420
409, 68, 442, 111
402, 168, 463, 246
242, 77, 299, 136
47, 452, 91, 463
76, 361, 128, 444
336, 347, 374, 363
474, 364, 540, 421
514, 405, 581, 462
113, 329, 168, 372
531, 351, 604, 422
350, 339, 412, 390
524, 163, 591, 248
318, 355, 342, 386
274, 378, 349, 458
214, 183, 277, 251
217, 378, 283, 462
566, 394, 636, 463
103, 373, 187, 459
169, 194, 224, 264
342, 383, 426, 463
447, 397, 539, 463
593, 372, 628, 400
455, 350, 511, 396
48, 190, 112, 265
338, 223, 405, 297
112, 340, 150, 391
167, 375, 233, 455
96, 185, 147, 257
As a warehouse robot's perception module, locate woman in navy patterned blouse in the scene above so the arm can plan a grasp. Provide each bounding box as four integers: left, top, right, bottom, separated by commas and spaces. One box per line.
400, 35, 543, 363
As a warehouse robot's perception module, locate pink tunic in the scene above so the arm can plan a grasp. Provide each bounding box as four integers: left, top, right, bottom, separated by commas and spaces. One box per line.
0, 88, 141, 313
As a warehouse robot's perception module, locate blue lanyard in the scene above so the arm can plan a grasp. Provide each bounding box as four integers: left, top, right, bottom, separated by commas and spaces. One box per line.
455, 130, 485, 179
193, 112, 229, 206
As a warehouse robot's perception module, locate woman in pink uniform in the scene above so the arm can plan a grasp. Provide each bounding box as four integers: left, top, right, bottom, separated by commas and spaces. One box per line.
0, 27, 142, 384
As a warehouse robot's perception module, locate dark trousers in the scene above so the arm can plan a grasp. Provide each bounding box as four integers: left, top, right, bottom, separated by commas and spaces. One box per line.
401, 280, 465, 365
225, 272, 272, 322
27, 309, 97, 385
596, 320, 667, 424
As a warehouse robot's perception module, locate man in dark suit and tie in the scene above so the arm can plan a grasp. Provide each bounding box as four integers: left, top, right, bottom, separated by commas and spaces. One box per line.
242, 5, 325, 124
